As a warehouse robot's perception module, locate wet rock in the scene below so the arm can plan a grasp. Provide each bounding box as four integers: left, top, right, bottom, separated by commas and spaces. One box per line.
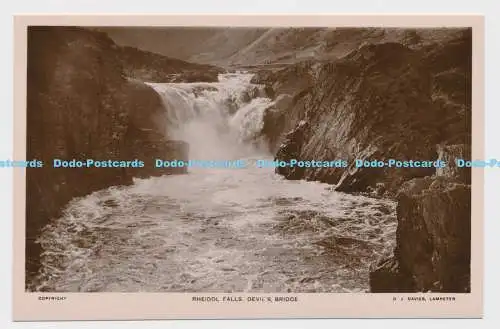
126, 139, 189, 178
395, 181, 470, 292
272, 42, 442, 192
370, 144, 471, 292
435, 144, 471, 184
101, 199, 119, 208
315, 235, 373, 251
372, 204, 392, 215
265, 30, 471, 195
369, 257, 415, 292
25, 27, 194, 287
274, 120, 310, 180
256, 62, 316, 152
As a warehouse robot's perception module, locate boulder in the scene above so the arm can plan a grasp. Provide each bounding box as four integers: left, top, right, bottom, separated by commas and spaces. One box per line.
369, 144, 471, 292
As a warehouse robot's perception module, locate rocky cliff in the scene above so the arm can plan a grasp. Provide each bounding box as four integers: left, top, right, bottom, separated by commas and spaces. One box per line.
256, 28, 472, 293
262, 29, 471, 196
26, 27, 194, 285
369, 144, 471, 292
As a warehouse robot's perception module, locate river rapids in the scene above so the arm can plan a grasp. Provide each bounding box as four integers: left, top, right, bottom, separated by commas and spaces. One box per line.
32, 73, 396, 293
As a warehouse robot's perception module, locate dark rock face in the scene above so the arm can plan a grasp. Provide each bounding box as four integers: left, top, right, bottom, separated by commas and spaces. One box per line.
435, 144, 471, 184
369, 144, 471, 292
127, 139, 189, 178
255, 29, 471, 293
263, 30, 471, 196
25, 27, 188, 286
272, 42, 440, 193
253, 61, 317, 153
274, 120, 310, 179
277, 46, 417, 190
369, 257, 415, 292
396, 180, 470, 292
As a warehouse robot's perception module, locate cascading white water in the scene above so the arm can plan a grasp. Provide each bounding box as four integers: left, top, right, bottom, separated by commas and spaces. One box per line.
146, 73, 272, 160
32, 73, 397, 293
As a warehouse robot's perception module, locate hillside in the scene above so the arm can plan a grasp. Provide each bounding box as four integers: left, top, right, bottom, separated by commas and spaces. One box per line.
101, 27, 467, 68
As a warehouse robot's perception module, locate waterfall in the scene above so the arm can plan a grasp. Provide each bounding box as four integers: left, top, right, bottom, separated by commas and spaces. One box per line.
31, 73, 397, 294
146, 73, 273, 160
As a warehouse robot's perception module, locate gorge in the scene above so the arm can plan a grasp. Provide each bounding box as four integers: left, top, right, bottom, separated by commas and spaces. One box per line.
26, 26, 472, 293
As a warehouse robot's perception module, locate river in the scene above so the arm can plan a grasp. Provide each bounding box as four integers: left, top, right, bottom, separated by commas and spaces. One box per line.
32, 73, 397, 293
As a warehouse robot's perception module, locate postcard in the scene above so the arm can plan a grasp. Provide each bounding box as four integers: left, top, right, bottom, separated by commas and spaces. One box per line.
12, 14, 484, 320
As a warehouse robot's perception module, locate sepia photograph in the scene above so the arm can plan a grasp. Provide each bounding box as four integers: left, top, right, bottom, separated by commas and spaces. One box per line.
24, 24, 472, 294
12, 14, 484, 320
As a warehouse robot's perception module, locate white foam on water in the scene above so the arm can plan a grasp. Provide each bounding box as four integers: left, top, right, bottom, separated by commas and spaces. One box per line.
146, 73, 271, 160
32, 73, 397, 293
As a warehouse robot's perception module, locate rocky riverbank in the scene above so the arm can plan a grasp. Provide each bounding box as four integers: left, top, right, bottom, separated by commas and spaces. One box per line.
25, 27, 207, 285
370, 144, 471, 292
258, 30, 471, 195
254, 29, 472, 292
